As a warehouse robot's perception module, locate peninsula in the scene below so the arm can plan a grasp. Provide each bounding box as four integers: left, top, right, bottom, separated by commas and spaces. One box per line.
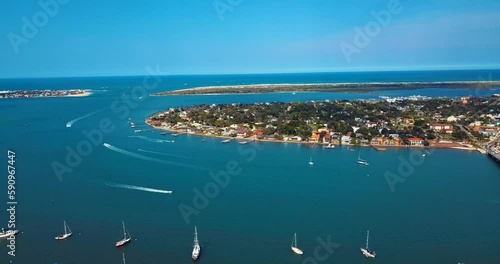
146, 95, 500, 151
153, 81, 500, 96
0, 89, 91, 99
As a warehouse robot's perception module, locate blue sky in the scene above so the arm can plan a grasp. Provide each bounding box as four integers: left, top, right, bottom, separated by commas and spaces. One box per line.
1, 0, 500, 78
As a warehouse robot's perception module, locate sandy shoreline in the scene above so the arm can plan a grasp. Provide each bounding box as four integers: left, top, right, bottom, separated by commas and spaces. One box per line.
153, 81, 500, 96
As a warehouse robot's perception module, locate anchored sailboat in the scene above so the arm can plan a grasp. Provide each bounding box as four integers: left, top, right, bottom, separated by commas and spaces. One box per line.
324, 143, 335, 149
357, 151, 369, 166
308, 157, 314, 165
360, 230, 376, 258
291, 233, 304, 255
55, 220, 72, 240
192, 226, 201, 260
115, 221, 132, 247
0, 228, 18, 239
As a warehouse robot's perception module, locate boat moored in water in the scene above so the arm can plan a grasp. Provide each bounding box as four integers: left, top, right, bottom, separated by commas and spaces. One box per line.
360, 230, 376, 258
291, 233, 304, 255
115, 221, 132, 247
55, 221, 72, 240
192, 226, 201, 260
0, 229, 18, 238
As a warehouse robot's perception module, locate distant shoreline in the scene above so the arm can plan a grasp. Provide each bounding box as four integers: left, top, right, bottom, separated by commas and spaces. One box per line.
0, 90, 92, 99
152, 81, 500, 96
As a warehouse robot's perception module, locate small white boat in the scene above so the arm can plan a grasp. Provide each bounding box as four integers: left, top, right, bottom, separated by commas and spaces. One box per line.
192, 226, 201, 260
308, 157, 314, 166
324, 143, 335, 149
115, 221, 132, 247
357, 152, 369, 166
0, 228, 18, 239
130, 122, 135, 128
291, 233, 303, 255
238, 141, 250, 145
222, 139, 231, 144
55, 221, 72, 240
134, 130, 142, 133
360, 230, 376, 258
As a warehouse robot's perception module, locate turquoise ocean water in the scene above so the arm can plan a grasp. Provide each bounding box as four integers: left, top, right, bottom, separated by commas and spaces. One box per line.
0, 70, 499, 263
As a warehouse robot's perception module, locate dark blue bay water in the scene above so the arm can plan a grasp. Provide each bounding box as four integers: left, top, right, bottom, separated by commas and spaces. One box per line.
0, 71, 499, 263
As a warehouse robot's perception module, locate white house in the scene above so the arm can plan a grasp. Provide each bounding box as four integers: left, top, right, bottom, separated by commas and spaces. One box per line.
430, 124, 453, 133
407, 138, 424, 146
341, 136, 352, 144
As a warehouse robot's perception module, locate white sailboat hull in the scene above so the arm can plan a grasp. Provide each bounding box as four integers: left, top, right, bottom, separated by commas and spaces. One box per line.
0, 230, 18, 238
291, 246, 303, 255
192, 245, 201, 260
361, 248, 376, 258
116, 238, 131, 247
55, 233, 72, 240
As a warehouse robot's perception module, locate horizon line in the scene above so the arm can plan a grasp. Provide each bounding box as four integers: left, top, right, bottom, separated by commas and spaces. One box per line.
1, 67, 500, 80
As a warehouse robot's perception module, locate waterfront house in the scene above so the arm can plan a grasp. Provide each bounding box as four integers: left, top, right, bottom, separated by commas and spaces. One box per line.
237, 130, 248, 138
407, 137, 424, 146
253, 130, 264, 139
309, 131, 321, 142
341, 135, 352, 144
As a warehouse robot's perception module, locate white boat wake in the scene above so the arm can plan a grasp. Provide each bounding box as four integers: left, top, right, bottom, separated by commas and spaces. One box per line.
66, 109, 104, 128
138, 149, 193, 160
105, 182, 172, 194
129, 136, 173, 143
103, 143, 207, 171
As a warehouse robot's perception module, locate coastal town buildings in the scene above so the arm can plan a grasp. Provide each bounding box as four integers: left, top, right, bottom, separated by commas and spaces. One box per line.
430, 124, 454, 133
147, 96, 499, 150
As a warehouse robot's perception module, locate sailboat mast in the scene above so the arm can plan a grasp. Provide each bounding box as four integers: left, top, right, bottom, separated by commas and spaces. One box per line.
63, 221, 67, 234
122, 253, 126, 264
122, 221, 127, 239
366, 230, 370, 249
194, 226, 199, 245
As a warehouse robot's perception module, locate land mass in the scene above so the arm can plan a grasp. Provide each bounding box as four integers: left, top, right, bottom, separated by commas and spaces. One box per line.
146, 95, 500, 152
0, 89, 91, 99
153, 81, 500, 96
